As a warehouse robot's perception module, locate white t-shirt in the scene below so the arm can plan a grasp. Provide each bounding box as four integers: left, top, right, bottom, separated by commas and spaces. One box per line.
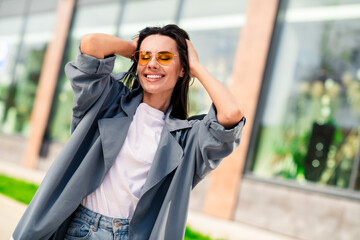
82, 103, 165, 218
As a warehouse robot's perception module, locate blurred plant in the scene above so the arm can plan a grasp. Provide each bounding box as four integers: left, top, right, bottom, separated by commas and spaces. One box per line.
0, 174, 38, 205
320, 129, 359, 188
268, 19, 360, 187
271, 69, 360, 186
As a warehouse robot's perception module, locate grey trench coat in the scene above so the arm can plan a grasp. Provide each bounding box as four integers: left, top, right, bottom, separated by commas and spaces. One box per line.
12, 51, 245, 240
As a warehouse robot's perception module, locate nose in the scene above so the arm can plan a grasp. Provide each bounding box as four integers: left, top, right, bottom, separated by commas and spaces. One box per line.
147, 54, 159, 69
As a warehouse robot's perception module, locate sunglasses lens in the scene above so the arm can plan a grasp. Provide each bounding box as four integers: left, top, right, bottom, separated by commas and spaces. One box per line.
135, 51, 152, 65
134, 51, 175, 65
157, 52, 174, 65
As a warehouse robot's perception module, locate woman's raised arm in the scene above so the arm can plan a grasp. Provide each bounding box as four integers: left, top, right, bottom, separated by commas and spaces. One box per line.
187, 40, 243, 129
80, 33, 137, 59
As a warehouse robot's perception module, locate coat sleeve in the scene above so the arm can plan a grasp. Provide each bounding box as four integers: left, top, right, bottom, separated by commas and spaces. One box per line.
64, 48, 126, 131
192, 104, 246, 186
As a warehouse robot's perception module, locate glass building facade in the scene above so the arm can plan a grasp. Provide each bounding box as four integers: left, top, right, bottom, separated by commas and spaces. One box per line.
1, 0, 360, 238
0, 0, 359, 195
0, 0, 58, 136
248, 0, 360, 197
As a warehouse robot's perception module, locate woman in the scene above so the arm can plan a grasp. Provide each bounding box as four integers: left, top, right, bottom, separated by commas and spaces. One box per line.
12, 24, 245, 240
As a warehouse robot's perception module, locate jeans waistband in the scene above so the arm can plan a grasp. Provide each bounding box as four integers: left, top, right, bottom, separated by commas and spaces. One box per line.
75, 204, 131, 231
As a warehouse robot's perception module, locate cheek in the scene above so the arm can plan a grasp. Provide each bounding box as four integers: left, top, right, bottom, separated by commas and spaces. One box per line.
170, 76, 180, 89
137, 65, 143, 73
171, 63, 183, 77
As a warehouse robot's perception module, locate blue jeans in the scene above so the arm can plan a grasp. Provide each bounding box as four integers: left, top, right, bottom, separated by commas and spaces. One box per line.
65, 205, 130, 240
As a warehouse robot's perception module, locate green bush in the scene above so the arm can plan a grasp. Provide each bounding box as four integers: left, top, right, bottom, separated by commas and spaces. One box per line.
0, 174, 38, 205
185, 226, 212, 240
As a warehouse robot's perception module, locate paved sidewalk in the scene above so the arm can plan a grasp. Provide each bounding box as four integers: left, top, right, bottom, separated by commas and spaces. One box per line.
0, 194, 26, 240
0, 161, 298, 240
0, 160, 45, 185
187, 211, 298, 240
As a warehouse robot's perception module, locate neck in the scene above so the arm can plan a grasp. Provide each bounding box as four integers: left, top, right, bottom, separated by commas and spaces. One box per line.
142, 94, 171, 114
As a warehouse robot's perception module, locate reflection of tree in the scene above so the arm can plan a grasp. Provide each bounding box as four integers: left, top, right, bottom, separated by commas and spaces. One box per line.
271, 21, 360, 188
3, 45, 46, 135
47, 42, 79, 142
271, 123, 309, 179
18, 47, 45, 116
321, 129, 359, 188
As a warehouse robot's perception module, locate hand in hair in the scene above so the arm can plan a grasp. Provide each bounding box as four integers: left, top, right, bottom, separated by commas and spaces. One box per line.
186, 40, 201, 78
186, 40, 243, 129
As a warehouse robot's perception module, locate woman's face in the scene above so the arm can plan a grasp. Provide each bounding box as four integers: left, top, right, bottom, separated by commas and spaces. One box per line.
137, 34, 184, 105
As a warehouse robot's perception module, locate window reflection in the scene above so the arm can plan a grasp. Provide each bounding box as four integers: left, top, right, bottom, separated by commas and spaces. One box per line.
251, 0, 360, 191
119, 0, 178, 37
180, 0, 247, 115
186, 29, 241, 115
0, 9, 55, 136
0, 17, 22, 123
48, 1, 121, 142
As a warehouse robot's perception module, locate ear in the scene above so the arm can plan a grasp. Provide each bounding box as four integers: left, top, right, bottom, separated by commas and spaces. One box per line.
179, 68, 185, 78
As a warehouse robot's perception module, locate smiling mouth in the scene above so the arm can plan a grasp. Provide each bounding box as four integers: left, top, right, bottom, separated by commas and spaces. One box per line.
145, 74, 164, 80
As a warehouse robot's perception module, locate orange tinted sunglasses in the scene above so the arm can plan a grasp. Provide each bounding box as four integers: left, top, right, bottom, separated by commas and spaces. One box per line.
133, 51, 177, 66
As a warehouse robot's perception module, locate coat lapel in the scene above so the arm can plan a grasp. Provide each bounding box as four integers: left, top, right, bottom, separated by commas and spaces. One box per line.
98, 116, 132, 171
140, 108, 192, 196
98, 87, 143, 171
140, 127, 183, 196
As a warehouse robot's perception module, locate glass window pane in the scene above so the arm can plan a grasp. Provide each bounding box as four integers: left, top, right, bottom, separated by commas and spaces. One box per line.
0, 16, 22, 128
0, 10, 56, 136
48, 1, 121, 142
182, 0, 247, 18
180, 0, 248, 115
72, 1, 121, 38
288, 0, 360, 8
0, 0, 58, 17
250, 0, 360, 191
180, 0, 247, 31
0, 0, 27, 17
29, 0, 58, 13
119, 0, 178, 37
186, 29, 241, 115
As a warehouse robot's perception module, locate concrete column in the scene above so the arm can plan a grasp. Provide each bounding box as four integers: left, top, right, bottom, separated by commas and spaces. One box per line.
203, 0, 280, 219
23, 0, 75, 168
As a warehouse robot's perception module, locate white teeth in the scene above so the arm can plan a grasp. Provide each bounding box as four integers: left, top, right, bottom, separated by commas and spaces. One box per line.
146, 75, 163, 79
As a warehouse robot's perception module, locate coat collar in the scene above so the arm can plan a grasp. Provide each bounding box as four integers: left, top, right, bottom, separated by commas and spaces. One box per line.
119, 76, 191, 132
164, 105, 191, 132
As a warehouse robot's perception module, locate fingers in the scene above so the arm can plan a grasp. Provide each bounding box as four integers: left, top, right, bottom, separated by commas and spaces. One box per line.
186, 39, 198, 59
132, 37, 139, 50
186, 40, 200, 78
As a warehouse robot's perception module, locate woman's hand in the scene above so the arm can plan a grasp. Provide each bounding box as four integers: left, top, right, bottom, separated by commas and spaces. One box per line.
117, 36, 138, 59
186, 40, 243, 129
186, 40, 201, 78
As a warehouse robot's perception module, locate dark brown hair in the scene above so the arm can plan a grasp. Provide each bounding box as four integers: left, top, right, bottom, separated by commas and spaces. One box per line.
123, 24, 190, 120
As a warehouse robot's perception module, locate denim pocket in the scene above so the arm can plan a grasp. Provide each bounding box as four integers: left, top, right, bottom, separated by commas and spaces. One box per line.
65, 216, 93, 240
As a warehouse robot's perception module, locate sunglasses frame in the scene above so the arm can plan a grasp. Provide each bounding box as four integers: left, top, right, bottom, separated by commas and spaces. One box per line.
133, 50, 178, 66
